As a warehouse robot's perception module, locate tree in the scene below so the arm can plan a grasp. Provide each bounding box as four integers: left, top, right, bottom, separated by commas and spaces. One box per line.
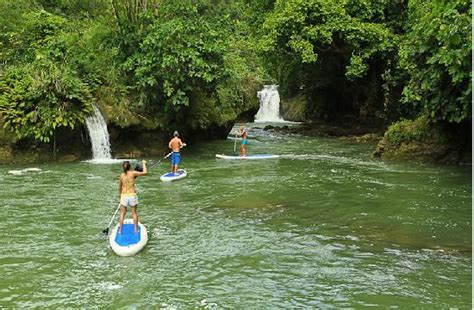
259, 0, 401, 121
0, 61, 93, 143
399, 0, 471, 123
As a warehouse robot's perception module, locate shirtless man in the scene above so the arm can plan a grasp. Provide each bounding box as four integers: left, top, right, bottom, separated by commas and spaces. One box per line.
118, 160, 147, 234
168, 131, 187, 174
237, 124, 248, 157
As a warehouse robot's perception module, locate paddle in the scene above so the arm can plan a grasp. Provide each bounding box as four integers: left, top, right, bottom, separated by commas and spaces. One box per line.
233, 132, 237, 155
149, 151, 173, 168
134, 152, 173, 171
102, 203, 121, 235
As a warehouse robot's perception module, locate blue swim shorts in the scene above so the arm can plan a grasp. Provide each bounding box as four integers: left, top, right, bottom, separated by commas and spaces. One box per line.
171, 152, 181, 165
241, 139, 248, 145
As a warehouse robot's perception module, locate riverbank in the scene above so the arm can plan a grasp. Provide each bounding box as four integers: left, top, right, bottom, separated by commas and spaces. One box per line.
0, 122, 232, 164
0, 114, 469, 166
263, 120, 384, 141
263, 119, 471, 165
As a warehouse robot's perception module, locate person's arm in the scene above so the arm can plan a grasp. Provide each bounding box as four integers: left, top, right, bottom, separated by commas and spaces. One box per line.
168, 140, 173, 150
118, 175, 122, 197
180, 139, 187, 148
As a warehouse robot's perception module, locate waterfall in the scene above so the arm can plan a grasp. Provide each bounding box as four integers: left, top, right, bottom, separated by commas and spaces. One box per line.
85, 105, 112, 160
255, 85, 285, 122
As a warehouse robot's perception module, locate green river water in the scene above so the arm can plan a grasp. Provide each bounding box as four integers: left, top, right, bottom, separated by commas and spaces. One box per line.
1, 123, 471, 308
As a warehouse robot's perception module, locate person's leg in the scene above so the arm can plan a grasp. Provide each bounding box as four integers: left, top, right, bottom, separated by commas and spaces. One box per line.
171, 153, 177, 173
177, 153, 182, 173
174, 153, 180, 174
118, 205, 127, 234
131, 205, 138, 234
241, 143, 246, 156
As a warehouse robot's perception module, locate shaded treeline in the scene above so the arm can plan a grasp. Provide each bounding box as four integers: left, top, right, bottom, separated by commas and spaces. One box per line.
0, 0, 471, 155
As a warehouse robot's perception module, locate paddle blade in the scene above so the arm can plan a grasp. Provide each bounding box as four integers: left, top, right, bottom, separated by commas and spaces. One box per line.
102, 227, 109, 235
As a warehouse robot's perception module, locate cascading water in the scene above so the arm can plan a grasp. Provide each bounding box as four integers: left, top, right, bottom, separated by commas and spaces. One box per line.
255, 85, 285, 122
85, 105, 112, 160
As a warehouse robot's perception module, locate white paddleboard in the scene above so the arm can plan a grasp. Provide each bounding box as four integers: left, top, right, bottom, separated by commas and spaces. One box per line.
160, 169, 187, 182
215, 154, 280, 160
109, 219, 148, 256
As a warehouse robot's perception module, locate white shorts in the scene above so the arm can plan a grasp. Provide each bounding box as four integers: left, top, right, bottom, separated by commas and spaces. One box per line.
120, 194, 138, 207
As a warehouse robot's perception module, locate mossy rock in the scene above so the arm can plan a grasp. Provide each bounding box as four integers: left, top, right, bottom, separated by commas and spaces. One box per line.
0, 116, 17, 145
374, 117, 455, 163
0, 146, 14, 163
280, 93, 306, 122
95, 87, 162, 129
58, 154, 79, 162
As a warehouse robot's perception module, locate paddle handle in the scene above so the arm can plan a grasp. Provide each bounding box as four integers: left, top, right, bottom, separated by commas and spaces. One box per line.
148, 151, 174, 168
233, 132, 237, 153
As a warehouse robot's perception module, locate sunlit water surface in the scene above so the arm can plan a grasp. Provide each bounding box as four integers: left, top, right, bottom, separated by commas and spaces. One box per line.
1, 123, 471, 308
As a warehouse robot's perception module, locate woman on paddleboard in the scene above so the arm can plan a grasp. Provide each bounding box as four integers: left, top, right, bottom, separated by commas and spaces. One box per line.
237, 124, 248, 157
118, 160, 147, 234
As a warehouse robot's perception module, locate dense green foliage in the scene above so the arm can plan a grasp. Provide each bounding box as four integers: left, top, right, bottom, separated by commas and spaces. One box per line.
110, 0, 265, 129
384, 116, 446, 145
0, 0, 471, 150
399, 0, 471, 123
0, 63, 92, 142
259, 0, 404, 120
0, 8, 95, 142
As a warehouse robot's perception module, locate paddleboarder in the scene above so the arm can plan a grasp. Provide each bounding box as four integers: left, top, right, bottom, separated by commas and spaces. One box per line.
118, 160, 147, 234
237, 124, 248, 157
168, 131, 187, 175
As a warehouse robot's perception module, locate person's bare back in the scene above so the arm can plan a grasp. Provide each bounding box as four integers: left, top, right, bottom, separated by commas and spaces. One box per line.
169, 137, 184, 152
120, 171, 137, 195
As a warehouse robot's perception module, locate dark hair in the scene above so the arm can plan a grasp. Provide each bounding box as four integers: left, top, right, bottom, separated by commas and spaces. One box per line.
122, 161, 131, 172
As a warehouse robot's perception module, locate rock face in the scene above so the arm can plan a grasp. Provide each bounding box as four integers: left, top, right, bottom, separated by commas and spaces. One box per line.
279, 94, 306, 122
373, 117, 470, 164
374, 139, 453, 162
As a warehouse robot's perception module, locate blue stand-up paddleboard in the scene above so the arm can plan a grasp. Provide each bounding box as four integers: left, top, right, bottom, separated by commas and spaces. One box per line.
109, 219, 148, 256
160, 169, 187, 182
215, 154, 280, 160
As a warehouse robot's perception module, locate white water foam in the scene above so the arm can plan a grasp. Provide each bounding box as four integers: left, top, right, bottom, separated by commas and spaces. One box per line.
82, 158, 123, 164
8, 168, 42, 175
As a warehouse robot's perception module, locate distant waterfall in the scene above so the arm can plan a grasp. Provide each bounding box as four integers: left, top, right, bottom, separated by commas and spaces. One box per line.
255, 85, 285, 122
85, 105, 112, 160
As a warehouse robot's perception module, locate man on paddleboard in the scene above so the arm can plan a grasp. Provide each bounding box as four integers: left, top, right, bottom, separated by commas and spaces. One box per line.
237, 124, 248, 157
168, 131, 187, 175
118, 160, 147, 234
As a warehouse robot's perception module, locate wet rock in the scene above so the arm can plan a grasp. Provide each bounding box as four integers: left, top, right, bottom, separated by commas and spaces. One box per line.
58, 155, 79, 162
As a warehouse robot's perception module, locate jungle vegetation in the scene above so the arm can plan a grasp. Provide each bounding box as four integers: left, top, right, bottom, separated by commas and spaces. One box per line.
0, 0, 471, 155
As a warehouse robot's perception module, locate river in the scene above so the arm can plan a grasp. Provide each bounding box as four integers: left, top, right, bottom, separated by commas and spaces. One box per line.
1, 123, 471, 308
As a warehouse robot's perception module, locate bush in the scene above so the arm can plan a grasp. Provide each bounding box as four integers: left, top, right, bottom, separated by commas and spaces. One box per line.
385, 116, 449, 146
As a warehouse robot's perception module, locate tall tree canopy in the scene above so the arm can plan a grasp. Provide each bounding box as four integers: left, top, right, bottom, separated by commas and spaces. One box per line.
399, 0, 471, 123
0, 0, 471, 146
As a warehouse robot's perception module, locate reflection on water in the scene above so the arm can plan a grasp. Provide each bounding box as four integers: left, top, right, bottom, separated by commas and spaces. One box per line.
0, 123, 471, 308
